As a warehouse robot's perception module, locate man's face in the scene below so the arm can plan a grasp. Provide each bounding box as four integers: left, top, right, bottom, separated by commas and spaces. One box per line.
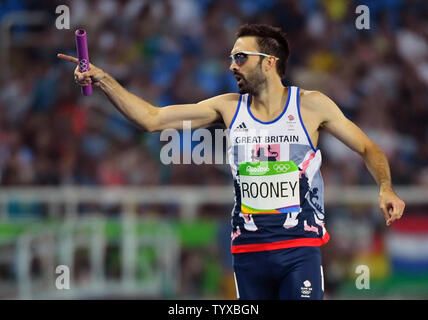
229, 37, 267, 96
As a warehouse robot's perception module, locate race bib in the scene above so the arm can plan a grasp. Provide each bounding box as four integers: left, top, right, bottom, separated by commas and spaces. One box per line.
238, 161, 300, 214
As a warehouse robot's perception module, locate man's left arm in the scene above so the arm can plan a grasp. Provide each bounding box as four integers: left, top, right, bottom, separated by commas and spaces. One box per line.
304, 91, 405, 226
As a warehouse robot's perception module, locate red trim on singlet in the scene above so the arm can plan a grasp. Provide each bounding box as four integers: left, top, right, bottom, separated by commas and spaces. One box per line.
231, 232, 330, 254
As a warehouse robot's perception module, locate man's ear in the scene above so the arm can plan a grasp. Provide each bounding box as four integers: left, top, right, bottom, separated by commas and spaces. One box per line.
265, 56, 277, 72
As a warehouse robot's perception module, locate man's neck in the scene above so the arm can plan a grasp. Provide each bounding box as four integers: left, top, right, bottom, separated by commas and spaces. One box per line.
251, 78, 287, 116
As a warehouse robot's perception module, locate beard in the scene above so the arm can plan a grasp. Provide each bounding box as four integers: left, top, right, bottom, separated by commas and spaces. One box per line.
235, 61, 267, 96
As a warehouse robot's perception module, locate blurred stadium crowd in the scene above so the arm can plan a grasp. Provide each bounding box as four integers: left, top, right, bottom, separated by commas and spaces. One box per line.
0, 0, 427, 188
0, 0, 427, 299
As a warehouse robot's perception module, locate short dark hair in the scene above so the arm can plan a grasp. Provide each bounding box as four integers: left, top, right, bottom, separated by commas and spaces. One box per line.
236, 24, 289, 79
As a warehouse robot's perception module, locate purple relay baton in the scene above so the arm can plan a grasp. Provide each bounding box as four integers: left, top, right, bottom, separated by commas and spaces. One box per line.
75, 29, 92, 96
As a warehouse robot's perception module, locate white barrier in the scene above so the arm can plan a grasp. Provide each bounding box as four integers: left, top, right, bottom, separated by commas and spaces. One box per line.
0, 185, 425, 220
0, 185, 425, 299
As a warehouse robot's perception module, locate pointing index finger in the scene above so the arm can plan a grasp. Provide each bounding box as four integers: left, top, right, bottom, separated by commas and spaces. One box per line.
57, 53, 79, 64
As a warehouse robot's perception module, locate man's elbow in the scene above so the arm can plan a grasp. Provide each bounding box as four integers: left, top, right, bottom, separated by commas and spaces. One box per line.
145, 122, 160, 133
144, 112, 162, 132
361, 140, 384, 158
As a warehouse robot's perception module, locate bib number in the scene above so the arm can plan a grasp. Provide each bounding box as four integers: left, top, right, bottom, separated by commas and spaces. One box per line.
239, 161, 300, 214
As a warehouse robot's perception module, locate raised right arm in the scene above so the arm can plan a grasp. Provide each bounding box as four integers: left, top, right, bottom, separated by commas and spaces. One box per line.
57, 53, 234, 132
97, 72, 226, 132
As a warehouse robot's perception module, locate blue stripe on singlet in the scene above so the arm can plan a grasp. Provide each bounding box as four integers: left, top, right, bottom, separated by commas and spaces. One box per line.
296, 87, 318, 152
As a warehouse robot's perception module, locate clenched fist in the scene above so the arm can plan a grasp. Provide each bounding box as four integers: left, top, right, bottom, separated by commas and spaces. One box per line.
379, 185, 405, 226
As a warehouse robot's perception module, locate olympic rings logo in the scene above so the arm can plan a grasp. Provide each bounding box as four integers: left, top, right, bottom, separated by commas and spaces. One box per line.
273, 163, 290, 172
79, 59, 89, 72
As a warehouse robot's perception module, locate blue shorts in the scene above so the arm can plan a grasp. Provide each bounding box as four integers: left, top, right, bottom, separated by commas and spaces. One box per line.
232, 246, 324, 300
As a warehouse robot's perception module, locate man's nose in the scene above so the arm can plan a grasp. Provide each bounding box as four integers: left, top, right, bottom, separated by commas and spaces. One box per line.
229, 61, 239, 72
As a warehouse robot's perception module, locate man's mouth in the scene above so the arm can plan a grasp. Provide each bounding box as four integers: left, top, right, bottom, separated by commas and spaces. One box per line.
234, 73, 244, 85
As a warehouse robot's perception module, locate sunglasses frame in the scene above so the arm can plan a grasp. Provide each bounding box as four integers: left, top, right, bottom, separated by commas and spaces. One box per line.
230, 51, 279, 66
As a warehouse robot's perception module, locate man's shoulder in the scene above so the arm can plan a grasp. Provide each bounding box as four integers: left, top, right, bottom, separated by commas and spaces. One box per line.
298, 88, 335, 112
200, 93, 240, 106
299, 88, 325, 103
197, 93, 241, 128
202, 93, 241, 114
214, 93, 241, 104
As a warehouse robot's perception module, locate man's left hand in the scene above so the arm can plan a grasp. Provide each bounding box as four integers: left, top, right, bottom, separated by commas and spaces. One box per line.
379, 186, 405, 226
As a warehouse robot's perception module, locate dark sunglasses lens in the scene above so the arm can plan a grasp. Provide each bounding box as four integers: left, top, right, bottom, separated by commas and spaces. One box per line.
234, 53, 247, 66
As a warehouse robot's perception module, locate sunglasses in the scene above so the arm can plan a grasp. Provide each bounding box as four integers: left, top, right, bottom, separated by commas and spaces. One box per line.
230, 51, 279, 66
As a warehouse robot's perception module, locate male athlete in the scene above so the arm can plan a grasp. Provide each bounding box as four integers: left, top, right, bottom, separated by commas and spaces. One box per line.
58, 24, 405, 300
